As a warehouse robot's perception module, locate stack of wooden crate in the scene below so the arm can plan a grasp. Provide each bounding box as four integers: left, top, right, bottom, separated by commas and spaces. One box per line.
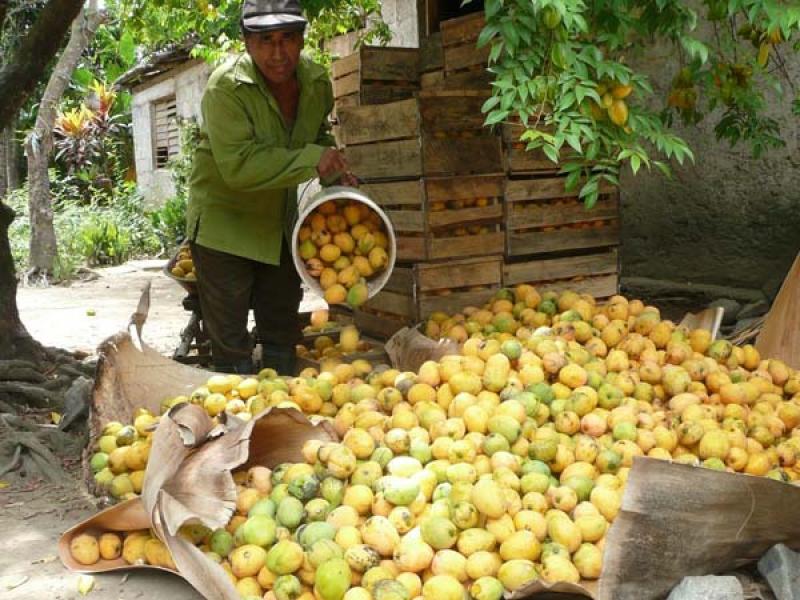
335, 89, 506, 337
439, 13, 491, 90
331, 46, 420, 113
501, 122, 621, 299
330, 34, 621, 338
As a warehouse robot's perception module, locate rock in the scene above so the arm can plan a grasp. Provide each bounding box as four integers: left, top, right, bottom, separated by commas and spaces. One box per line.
758, 543, 800, 600
709, 298, 742, 325
667, 575, 744, 600
59, 376, 93, 431
738, 299, 770, 320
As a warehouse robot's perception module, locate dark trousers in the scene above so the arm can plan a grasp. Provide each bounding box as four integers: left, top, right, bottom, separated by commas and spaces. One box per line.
190, 241, 302, 374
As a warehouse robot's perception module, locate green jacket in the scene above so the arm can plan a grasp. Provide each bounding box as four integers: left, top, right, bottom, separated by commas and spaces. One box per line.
187, 52, 336, 265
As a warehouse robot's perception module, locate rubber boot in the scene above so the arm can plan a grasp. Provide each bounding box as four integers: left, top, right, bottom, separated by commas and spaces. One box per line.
261, 344, 297, 376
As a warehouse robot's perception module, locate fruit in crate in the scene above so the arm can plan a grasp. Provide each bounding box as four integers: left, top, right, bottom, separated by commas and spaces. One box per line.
304, 310, 339, 334
296, 326, 375, 361
170, 245, 196, 281
297, 200, 390, 308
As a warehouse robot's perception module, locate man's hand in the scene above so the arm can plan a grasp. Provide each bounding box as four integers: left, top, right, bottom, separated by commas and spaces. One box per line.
317, 148, 348, 180
339, 172, 360, 187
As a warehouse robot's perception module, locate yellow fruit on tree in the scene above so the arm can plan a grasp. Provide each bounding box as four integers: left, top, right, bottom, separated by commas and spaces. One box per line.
609, 99, 629, 126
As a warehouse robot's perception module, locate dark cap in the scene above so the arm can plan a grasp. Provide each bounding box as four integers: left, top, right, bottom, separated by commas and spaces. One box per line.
241, 0, 307, 33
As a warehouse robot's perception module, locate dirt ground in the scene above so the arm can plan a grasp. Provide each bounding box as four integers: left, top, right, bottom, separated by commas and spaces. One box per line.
3, 259, 327, 599
0, 479, 203, 600
17, 259, 326, 357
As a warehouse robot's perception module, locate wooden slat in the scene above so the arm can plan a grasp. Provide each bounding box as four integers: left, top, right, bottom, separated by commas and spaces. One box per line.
423, 137, 503, 176
338, 99, 421, 145
360, 180, 423, 207
421, 70, 445, 89
415, 256, 503, 291
535, 273, 620, 299
418, 289, 498, 318
428, 203, 503, 228
505, 147, 559, 173
429, 230, 505, 260
395, 237, 427, 262
354, 309, 410, 340
505, 177, 574, 202
331, 53, 360, 80
508, 196, 619, 228
505, 177, 616, 202
442, 68, 492, 90
417, 93, 488, 132
358, 47, 420, 81
506, 223, 621, 256
502, 249, 619, 285
387, 210, 425, 233
332, 46, 420, 82
444, 43, 490, 72
365, 290, 415, 318
383, 266, 415, 295
420, 32, 444, 72
345, 139, 422, 180
358, 84, 419, 105
332, 72, 362, 98
426, 174, 504, 202
440, 12, 486, 47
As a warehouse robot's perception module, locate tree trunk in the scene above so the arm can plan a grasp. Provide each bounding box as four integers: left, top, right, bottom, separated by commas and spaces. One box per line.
0, 0, 85, 132
6, 123, 20, 192
25, 2, 104, 280
0, 128, 7, 200
0, 201, 42, 361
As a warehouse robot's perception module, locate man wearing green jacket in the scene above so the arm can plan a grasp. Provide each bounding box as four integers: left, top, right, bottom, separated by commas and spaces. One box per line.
187, 0, 353, 374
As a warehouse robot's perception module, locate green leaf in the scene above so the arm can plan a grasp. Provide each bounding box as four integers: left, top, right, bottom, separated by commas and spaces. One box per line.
680, 36, 709, 63
542, 144, 560, 164
630, 154, 641, 174
120, 31, 137, 66
72, 68, 94, 88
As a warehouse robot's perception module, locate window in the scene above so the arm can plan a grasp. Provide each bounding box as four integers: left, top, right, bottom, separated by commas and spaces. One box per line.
153, 96, 179, 168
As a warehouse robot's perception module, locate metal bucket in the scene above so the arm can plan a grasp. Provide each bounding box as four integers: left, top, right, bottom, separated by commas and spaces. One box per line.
291, 185, 397, 301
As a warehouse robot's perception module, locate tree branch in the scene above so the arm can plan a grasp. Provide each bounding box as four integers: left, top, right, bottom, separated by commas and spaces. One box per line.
0, 0, 85, 130
0, 1, 8, 34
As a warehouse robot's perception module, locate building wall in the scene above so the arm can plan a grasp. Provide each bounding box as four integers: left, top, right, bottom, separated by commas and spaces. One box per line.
131, 60, 210, 207
382, 0, 420, 47
620, 42, 800, 297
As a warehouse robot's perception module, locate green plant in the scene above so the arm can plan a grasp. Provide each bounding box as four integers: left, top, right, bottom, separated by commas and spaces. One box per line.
305, 0, 392, 66
478, 0, 800, 206
148, 118, 200, 253
77, 216, 132, 266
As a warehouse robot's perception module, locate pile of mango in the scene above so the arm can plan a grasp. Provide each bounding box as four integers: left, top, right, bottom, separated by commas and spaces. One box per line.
297, 326, 375, 363
170, 244, 197, 281
80, 285, 800, 597
296, 200, 391, 308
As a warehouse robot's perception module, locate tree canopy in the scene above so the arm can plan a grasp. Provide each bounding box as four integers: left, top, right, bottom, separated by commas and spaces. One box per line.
478, 0, 800, 204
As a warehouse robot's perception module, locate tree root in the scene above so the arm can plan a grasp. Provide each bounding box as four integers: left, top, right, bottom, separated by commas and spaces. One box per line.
0, 414, 82, 483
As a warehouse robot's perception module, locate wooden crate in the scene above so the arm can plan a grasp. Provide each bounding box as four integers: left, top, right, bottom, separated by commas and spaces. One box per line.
360, 175, 505, 262
504, 176, 620, 257
332, 46, 420, 108
440, 13, 492, 90
502, 123, 561, 174
358, 256, 503, 326
503, 248, 620, 300
295, 336, 389, 372
339, 92, 503, 180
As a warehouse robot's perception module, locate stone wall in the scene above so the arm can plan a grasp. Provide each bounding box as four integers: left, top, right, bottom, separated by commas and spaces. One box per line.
619, 44, 800, 298
130, 60, 210, 208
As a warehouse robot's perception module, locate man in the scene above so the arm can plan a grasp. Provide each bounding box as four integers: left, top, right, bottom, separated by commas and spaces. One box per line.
187, 0, 354, 375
